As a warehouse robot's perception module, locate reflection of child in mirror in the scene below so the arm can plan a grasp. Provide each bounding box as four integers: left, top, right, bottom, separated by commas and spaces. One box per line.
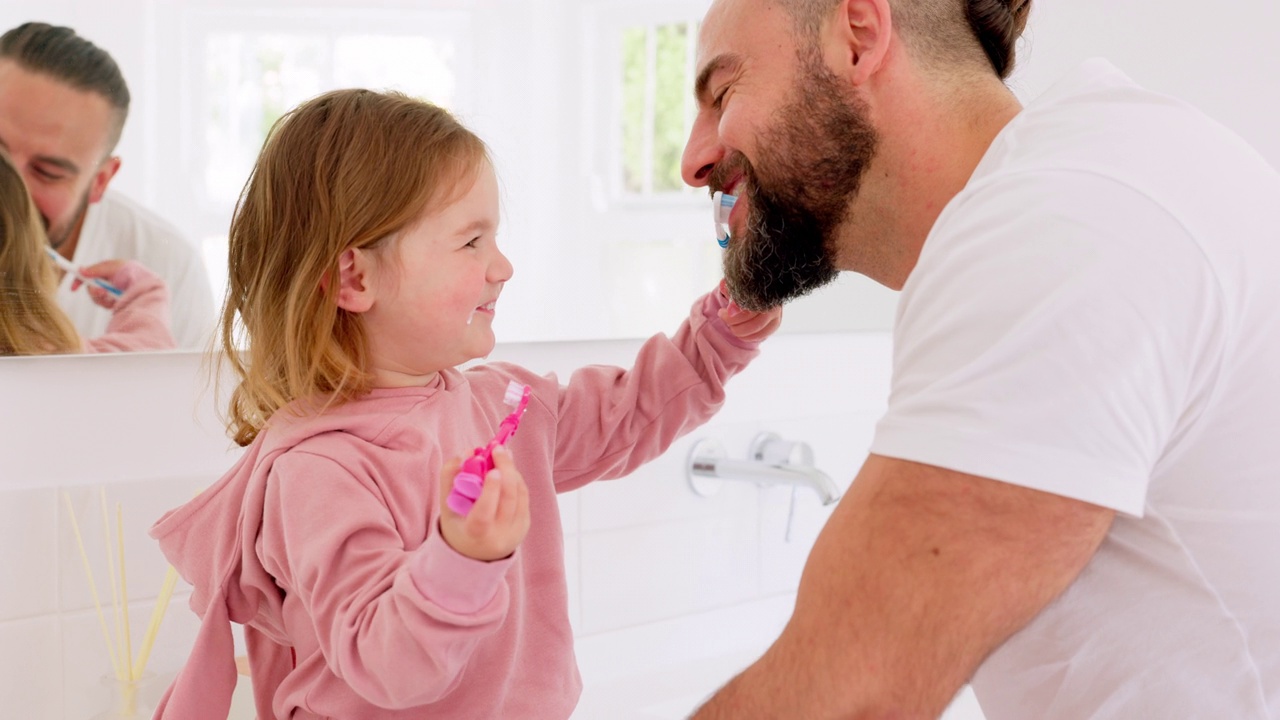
149, 88, 782, 719
0, 149, 175, 355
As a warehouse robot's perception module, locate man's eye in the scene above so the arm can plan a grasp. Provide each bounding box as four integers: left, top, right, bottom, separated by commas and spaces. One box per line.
34, 167, 64, 181
712, 89, 728, 110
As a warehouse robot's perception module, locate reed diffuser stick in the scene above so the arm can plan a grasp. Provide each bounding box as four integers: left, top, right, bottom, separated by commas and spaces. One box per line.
99, 488, 127, 680
132, 565, 179, 681
61, 491, 125, 682
116, 502, 135, 681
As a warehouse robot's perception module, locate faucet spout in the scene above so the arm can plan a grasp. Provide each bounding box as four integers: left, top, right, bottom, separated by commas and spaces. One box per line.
687, 434, 842, 506
695, 456, 841, 505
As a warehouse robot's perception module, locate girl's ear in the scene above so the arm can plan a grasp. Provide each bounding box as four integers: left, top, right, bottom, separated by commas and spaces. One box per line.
332, 248, 376, 313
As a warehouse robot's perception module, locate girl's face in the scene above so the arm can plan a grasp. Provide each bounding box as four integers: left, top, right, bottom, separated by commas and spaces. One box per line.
361, 162, 512, 386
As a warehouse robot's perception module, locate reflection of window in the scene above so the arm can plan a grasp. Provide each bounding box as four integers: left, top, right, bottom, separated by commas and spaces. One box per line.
202, 29, 459, 203
619, 21, 698, 196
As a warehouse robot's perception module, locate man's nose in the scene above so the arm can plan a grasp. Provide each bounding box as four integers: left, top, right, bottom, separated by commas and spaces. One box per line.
681, 113, 724, 188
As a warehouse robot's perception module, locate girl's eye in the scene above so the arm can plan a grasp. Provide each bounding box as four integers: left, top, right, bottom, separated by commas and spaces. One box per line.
465, 237, 480, 248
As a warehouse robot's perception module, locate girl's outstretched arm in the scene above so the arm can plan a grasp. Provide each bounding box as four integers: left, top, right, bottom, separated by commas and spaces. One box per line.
547, 285, 776, 491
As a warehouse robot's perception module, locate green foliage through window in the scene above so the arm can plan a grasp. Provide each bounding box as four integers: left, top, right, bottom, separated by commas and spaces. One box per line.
621, 21, 696, 196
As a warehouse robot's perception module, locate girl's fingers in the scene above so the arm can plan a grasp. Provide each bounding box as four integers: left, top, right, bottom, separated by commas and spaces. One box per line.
490, 447, 522, 524
78, 259, 126, 279
493, 466, 517, 525
721, 306, 783, 341
744, 312, 783, 342
86, 284, 115, 309
730, 312, 769, 335
490, 444, 516, 474
467, 468, 501, 525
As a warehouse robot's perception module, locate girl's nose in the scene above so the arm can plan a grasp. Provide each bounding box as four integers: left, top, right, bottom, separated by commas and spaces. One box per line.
490, 248, 514, 284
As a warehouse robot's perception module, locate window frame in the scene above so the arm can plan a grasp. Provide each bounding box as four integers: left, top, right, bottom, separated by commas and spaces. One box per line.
582, 0, 710, 220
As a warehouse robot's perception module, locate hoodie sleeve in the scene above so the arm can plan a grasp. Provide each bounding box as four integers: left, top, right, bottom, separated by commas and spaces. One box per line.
548, 287, 762, 492
260, 448, 513, 709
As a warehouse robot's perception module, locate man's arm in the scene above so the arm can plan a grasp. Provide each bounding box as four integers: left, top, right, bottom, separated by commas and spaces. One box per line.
693, 453, 1115, 719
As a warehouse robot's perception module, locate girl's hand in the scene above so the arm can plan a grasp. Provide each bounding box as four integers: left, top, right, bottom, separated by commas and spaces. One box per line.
717, 280, 783, 343
72, 259, 130, 309
437, 445, 530, 562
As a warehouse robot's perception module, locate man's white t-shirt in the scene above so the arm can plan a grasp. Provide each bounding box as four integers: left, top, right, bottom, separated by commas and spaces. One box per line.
56, 191, 216, 350
870, 59, 1280, 719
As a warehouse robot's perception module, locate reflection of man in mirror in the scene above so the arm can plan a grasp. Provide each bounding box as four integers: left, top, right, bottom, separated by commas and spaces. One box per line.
0, 22, 215, 350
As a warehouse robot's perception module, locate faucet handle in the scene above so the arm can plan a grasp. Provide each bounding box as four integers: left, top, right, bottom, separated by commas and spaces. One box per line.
687, 432, 841, 506
750, 432, 814, 467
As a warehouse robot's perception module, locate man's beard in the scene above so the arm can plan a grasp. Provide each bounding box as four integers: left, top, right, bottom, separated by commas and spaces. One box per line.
712, 52, 879, 312
44, 191, 90, 252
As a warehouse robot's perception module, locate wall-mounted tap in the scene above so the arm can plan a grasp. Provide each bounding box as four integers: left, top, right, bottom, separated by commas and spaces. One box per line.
687, 432, 842, 505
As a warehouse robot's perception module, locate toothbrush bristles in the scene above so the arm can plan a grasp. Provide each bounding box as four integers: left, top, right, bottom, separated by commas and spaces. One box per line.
504, 380, 525, 407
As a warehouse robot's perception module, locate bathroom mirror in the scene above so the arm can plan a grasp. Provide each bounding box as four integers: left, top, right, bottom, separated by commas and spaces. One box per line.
0, 0, 899, 358
2, 0, 1278, 355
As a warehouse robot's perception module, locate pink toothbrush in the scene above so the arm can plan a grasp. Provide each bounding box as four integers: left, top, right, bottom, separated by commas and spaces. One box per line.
447, 381, 532, 515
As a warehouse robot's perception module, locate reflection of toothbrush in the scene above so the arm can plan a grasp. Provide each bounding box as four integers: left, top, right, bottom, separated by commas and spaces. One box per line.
447, 381, 532, 515
45, 247, 124, 297
712, 191, 737, 248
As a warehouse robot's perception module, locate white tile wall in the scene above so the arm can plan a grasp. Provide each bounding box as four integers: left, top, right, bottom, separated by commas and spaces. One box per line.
61, 605, 177, 720
0, 616, 63, 719
0, 333, 980, 720
0, 487, 58, 623
579, 514, 760, 634
57, 478, 204, 614
0, 352, 236, 488
572, 595, 796, 719
576, 428, 762, 534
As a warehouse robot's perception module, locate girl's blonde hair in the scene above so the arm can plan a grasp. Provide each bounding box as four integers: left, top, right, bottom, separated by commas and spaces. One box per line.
220, 89, 488, 446
0, 150, 82, 355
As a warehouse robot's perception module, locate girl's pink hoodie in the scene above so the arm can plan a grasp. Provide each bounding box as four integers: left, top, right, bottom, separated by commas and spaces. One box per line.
149, 290, 760, 719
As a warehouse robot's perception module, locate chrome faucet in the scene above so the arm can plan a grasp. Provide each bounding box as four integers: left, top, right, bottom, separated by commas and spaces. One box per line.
687, 432, 842, 506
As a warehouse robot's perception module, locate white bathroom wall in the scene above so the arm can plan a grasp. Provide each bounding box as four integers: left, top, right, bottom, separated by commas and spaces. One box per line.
1009, 0, 1280, 169
0, 353, 234, 718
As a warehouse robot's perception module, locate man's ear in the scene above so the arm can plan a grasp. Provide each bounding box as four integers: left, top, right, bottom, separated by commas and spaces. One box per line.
836, 0, 893, 86
87, 156, 121, 204
332, 248, 376, 313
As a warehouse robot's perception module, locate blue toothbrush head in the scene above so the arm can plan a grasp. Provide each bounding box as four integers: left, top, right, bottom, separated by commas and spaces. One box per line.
713, 191, 738, 248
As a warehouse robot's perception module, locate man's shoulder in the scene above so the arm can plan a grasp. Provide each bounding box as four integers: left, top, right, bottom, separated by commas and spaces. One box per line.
82, 191, 205, 273
981, 61, 1261, 190
92, 191, 188, 243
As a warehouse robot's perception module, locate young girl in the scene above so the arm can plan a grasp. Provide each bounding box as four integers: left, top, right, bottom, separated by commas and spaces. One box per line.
149, 89, 780, 719
0, 149, 175, 354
